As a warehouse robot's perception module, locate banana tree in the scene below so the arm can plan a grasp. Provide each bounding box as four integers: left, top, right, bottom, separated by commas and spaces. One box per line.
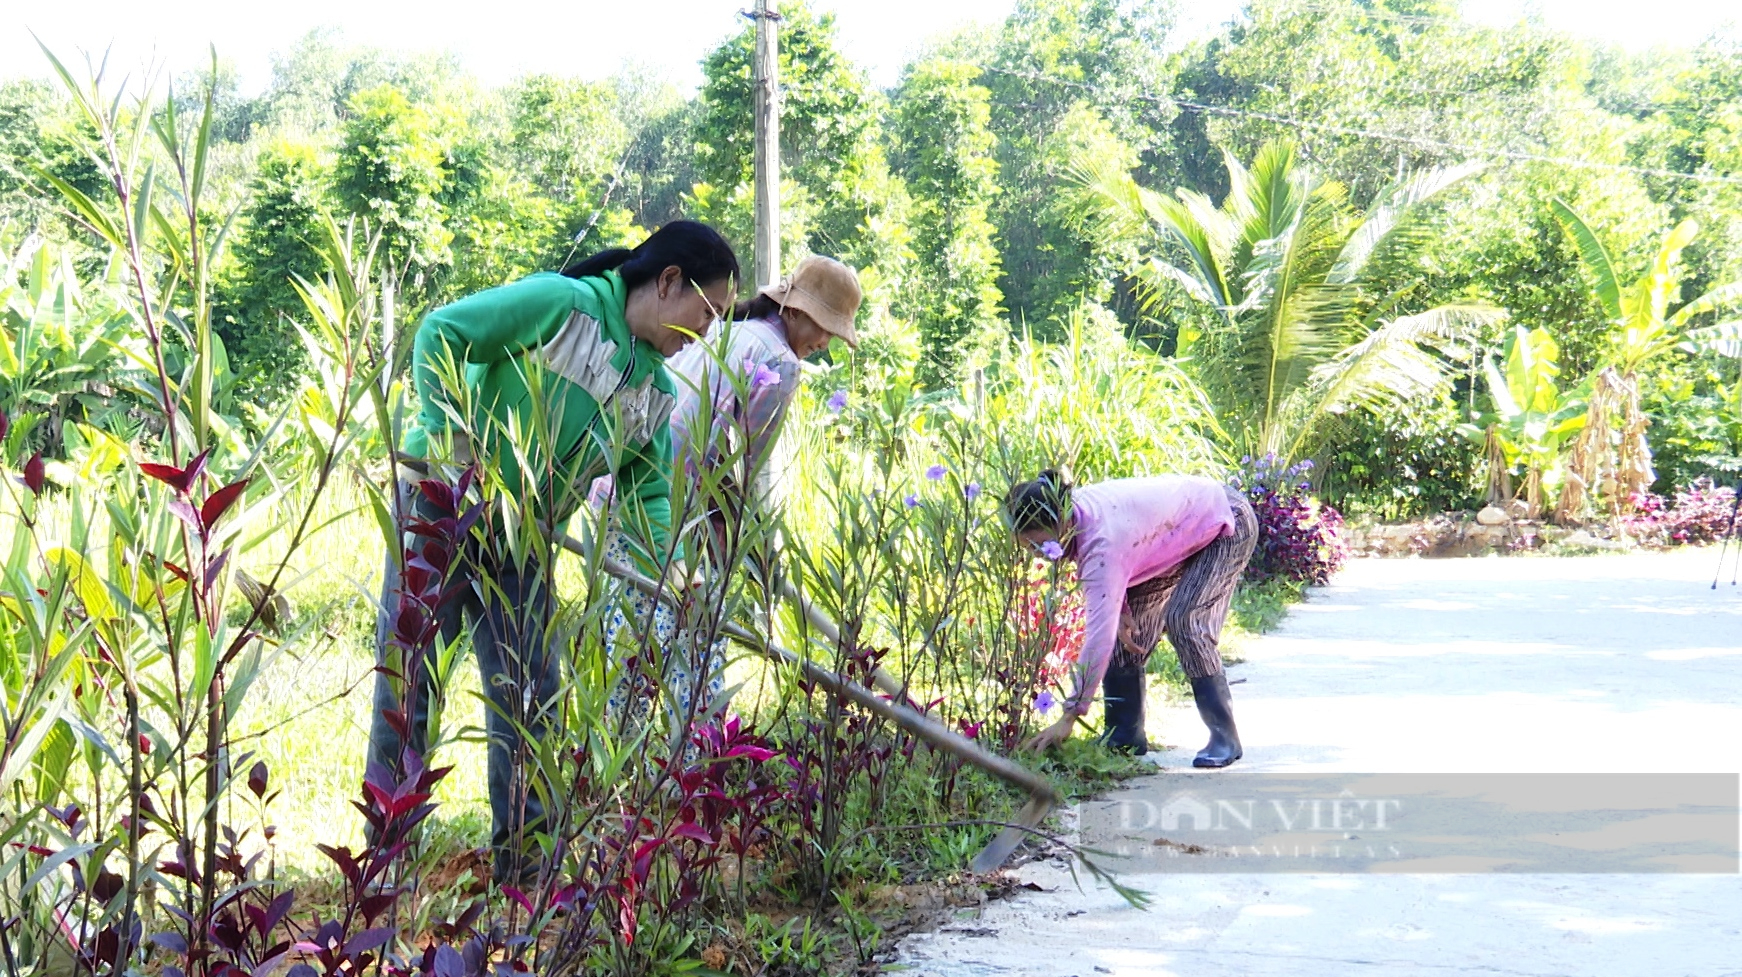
1552, 200, 1742, 506
0, 233, 141, 454
1074, 138, 1504, 463
1464, 325, 1588, 518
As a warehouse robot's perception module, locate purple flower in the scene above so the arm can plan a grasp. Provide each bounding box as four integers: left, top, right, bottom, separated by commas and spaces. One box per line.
1040, 540, 1064, 561
903, 493, 920, 509
1033, 691, 1056, 714
926, 464, 948, 481
965, 482, 982, 501
826, 390, 848, 413
748, 360, 781, 389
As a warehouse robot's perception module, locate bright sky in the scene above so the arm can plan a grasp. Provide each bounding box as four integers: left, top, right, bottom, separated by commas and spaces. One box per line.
2, 1, 1736, 94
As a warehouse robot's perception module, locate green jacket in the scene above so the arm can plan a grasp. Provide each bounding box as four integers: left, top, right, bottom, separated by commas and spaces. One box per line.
404, 270, 676, 547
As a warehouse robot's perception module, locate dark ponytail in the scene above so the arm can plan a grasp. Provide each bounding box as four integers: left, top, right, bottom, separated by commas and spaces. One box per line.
561, 220, 741, 292
1004, 469, 1073, 534
732, 293, 783, 323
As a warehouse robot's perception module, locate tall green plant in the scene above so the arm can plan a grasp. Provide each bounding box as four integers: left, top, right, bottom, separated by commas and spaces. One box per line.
1464, 325, 1587, 518
1076, 138, 1502, 463
894, 60, 1006, 388
1552, 199, 1742, 500
0, 233, 136, 452
1, 47, 393, 977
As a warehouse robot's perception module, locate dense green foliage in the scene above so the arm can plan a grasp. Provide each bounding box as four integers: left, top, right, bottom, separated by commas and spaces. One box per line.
4, 6, 1742, 974
2, 0, 1741, 509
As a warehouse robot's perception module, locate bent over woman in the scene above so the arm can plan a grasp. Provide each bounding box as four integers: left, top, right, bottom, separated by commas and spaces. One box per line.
367, 221, 738, 881
1005, 471, 1258, 767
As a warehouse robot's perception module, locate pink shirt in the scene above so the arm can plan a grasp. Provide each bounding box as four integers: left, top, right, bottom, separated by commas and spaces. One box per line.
1062, 475, 1236, 715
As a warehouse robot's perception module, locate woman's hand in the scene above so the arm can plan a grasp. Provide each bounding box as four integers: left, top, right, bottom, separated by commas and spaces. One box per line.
663, 559, 704, 610
1024, 715, 1077, 753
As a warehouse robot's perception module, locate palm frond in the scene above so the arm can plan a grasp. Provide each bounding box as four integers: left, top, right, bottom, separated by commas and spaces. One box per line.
1144, 191, 1236, 311
1134, 257, 1218, 306
1681, 321, 1742, 357
1551, 198, 1623, 322
1066, 154, 1236, 312
1330, 160, 1483, 284
1280, 304, 1505, 460
1243, 140, 1304, 250
1219, 146, 1259, 231
1240, 186, 1358, 446
1667, 279, 1742, 328
1066, 154, 1149, 243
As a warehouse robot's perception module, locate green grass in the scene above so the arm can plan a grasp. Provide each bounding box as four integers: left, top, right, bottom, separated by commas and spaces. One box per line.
1145, 576, 1304, 698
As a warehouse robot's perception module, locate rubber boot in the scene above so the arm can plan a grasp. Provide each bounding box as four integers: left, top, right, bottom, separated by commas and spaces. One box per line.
1189, 674, 1242, 768
1099, 660, 1149, 756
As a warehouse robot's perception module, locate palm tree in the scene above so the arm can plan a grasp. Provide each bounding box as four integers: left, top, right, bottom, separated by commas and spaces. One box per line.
1552, 201, 1742, 514
1075, 139, 1503, 463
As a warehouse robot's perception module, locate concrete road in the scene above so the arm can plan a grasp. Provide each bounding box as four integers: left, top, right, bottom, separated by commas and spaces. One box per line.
896, 551, 1742, 976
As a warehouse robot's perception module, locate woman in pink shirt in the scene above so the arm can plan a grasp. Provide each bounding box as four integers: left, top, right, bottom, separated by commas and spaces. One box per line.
1006, 470, 1258, 766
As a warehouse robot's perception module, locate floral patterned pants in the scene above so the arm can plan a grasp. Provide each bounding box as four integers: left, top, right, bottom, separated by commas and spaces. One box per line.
600, 530, 727, 730
1116, 486, 1259, 679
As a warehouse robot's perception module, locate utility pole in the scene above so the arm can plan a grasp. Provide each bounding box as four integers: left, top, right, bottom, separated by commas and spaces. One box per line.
750, 0, 781, 288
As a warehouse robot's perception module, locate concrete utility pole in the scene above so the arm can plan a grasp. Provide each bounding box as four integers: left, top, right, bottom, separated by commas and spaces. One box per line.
750, 0, 781, 288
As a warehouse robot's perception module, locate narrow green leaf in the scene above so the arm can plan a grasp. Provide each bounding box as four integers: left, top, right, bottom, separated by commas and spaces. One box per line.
1551, 198, 1622, 322
31, 165, 123, 250
190, 46, 218, 204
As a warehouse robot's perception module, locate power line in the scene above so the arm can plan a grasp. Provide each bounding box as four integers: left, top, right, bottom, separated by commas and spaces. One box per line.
974, 65, 1742, 187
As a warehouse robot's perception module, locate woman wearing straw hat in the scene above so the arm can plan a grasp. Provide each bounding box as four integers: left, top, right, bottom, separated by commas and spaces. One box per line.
599, 255, 864, 719
669, 254, 862, 513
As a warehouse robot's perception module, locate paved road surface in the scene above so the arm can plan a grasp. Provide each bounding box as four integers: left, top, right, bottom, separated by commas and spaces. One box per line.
897, 551, 1742, 976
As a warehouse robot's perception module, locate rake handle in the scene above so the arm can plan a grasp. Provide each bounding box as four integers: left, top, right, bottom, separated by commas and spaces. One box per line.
776, 577, 908, 700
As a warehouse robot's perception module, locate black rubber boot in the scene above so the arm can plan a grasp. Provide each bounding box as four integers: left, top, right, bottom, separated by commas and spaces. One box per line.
1099, 660, 1149, 756
1189, 674, 1242, 768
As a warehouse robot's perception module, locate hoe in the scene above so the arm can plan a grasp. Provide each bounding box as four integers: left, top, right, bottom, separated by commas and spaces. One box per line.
552, 530, 1060, 873
388, 456, 1060, 871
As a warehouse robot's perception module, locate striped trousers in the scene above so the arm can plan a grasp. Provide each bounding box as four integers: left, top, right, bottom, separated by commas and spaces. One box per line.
1114, 485, 1259, 679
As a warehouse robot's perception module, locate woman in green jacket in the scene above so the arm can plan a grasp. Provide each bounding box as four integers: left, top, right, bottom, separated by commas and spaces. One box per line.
367, 221, 739, 882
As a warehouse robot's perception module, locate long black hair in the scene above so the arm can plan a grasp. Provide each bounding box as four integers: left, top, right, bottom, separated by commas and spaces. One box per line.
1004, 469, 1073, 534
732, 293, 783, 323
561, 220, 740, 292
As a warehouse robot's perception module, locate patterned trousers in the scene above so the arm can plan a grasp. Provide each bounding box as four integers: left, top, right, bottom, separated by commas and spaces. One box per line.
1114, 486, 1259, 679
600, 530, 727, 728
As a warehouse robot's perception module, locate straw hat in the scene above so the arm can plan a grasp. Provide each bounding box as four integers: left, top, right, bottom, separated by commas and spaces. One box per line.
761, 256, 863, 348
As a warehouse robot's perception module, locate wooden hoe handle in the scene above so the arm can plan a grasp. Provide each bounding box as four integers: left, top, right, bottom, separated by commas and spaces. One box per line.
552, 530, 1060, 870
